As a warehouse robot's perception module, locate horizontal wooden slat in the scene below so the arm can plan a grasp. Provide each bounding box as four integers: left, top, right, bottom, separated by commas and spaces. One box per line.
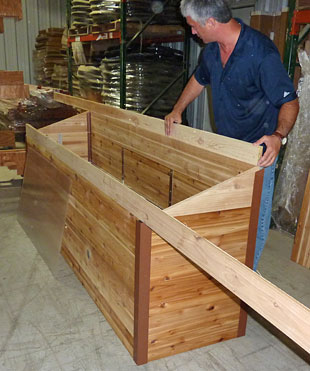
64, 200, 135, 335
26, 124, 310, 354
124, 149, 170, 209
171, 170, 209, 204
71, 172, 136, 254
91, 134, 123, 181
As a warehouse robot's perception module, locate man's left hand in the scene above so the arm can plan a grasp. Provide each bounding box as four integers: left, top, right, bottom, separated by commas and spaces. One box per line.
253, 135, 281, 167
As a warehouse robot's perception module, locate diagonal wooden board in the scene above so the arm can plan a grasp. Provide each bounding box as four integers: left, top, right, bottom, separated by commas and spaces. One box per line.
27, 124, 310, 353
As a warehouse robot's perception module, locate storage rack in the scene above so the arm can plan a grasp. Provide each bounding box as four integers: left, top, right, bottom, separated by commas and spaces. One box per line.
66, 0, 190, 114
284, 0, 310, 79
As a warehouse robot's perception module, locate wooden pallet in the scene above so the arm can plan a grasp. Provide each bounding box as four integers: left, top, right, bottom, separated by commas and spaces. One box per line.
296, 0, 310, 9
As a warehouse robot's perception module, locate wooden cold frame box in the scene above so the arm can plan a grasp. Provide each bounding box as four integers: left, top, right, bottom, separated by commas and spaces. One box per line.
24, 94, 264, 365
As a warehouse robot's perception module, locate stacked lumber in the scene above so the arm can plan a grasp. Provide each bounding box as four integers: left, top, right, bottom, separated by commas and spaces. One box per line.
0, 71, 29, 99
51, 29, 69, 90
296, 0, 310, 9
33, 28, 67, 87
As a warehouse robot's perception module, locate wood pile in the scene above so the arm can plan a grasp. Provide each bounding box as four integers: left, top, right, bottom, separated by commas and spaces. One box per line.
33, 28, 67, 87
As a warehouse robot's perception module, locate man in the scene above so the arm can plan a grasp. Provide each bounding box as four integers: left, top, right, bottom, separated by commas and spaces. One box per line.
165, 0, 299, 270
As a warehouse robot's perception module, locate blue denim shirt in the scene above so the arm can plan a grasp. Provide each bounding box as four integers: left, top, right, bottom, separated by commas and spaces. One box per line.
194, 19, 297, 143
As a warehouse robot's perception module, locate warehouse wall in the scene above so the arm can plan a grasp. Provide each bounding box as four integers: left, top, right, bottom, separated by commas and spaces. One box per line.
0, 0, 67, 84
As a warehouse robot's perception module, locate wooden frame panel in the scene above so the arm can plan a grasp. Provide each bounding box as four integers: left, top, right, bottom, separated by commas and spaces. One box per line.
23, 101, 310, 363
134, 221, 152, 365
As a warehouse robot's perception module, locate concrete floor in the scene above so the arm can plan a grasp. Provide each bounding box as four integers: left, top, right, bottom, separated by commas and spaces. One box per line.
0, 169, 310, 371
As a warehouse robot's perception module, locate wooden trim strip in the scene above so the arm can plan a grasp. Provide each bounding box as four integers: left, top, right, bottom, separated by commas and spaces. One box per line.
291, 171, 310, 267
26, 124, 310, 353
134, 221, 152, 365
238, 168, 264, 337
87, 112, 92, 163
54, 92, 262, 166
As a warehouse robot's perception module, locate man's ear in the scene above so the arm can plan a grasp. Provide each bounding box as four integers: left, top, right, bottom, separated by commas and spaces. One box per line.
206, 17, 216, 28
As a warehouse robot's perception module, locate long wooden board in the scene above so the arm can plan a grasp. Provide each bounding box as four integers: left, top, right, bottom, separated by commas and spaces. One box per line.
27, 124, 310, 354
54, 93, 262, 167
291, 171, 310, 268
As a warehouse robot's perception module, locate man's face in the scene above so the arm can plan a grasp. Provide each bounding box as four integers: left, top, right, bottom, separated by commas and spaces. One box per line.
186, 16, 214, 43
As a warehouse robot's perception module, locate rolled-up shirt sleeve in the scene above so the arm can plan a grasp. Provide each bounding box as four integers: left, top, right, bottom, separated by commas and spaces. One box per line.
194, 59, 211, 86
259, 53, 297, 107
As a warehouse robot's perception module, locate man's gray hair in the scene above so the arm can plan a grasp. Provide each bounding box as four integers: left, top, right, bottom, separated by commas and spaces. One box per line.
180, 0, 232, 24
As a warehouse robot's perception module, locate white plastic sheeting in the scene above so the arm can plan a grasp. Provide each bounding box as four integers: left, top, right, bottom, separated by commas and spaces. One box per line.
272, 50, 310, 234
0, 0, 66, 84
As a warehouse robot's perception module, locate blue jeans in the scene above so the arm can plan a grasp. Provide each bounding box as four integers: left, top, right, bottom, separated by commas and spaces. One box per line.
253, 160, 277, 271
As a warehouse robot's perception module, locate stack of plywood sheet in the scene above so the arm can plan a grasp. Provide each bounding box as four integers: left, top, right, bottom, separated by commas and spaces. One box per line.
33, 28, 67, 87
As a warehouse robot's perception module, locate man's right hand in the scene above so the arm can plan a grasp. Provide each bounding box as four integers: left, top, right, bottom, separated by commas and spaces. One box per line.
164, 110, 182, 136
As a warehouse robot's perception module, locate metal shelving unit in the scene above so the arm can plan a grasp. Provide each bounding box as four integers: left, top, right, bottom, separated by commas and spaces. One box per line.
284, 0, 310, 79
66, 0, 190, 115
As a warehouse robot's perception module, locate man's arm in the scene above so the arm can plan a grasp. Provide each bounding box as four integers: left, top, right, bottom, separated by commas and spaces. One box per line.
254, 98, 299, 167
164, 75, 204, 135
